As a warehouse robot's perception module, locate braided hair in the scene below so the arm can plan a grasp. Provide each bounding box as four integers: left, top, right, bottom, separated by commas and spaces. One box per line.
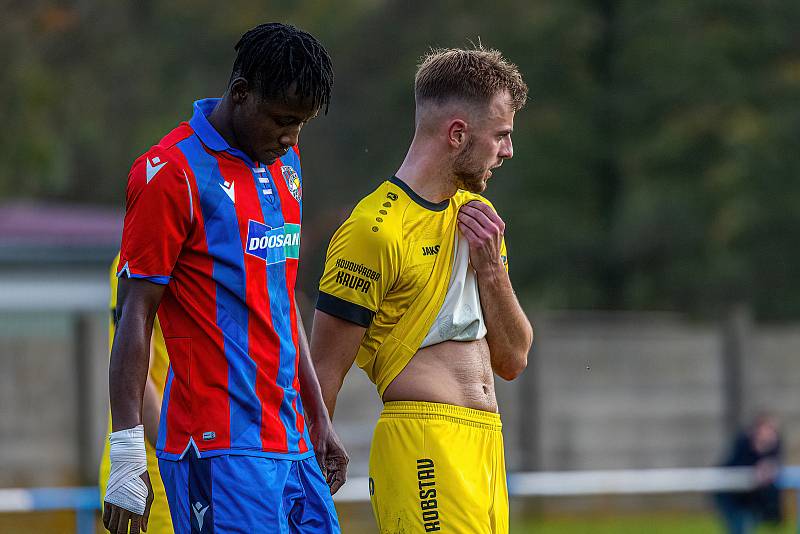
230, 23, 334, 113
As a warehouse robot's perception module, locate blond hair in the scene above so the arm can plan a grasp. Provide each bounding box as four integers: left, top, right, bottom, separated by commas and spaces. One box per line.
415, 46, 528, 110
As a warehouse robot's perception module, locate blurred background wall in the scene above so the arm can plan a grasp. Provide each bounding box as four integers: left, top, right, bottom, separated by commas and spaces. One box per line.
1, 0, 799, 528
3, 307, 799, 487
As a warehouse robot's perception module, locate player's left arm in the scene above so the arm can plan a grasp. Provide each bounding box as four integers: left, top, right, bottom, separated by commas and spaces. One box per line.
458, 200, 533, 380
295, 301, 349, 494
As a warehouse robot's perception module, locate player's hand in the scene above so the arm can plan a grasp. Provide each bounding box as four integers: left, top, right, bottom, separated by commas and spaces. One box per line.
310, 418, 349, 494
103, 471, 154, 534
457, 201, 506, 275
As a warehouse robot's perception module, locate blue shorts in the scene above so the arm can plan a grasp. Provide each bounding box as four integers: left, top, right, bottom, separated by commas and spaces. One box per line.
159, 450, 340, 533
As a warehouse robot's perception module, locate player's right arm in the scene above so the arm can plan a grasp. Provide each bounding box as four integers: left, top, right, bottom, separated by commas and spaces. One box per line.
104, 148, 193, 533
310, 313, 367, 418
311, 200, 400, 417
104, 279, 161, 534
110, 280, 165, 432
110, 261, 163, 450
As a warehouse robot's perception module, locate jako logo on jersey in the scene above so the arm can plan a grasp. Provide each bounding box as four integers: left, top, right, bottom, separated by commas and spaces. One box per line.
422, 245, 440, 256
245, 220, 300, 265
281, 166, 302, 203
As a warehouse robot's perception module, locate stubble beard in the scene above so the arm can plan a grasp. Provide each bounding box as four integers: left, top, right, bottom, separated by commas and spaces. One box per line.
452, 138, 488, 193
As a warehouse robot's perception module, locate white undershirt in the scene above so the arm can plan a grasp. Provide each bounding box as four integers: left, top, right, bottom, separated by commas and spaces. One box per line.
420, 231, 487, 348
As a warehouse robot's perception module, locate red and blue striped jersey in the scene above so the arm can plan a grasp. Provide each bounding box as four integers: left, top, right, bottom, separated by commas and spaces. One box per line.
118, 98, 312, 461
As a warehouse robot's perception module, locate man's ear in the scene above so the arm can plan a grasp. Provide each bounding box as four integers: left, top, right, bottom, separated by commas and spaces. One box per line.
447, 119, 467, 148
229, 77, 250, 105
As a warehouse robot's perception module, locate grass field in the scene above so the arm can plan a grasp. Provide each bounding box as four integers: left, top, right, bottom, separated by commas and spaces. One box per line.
514, 514, 794, 534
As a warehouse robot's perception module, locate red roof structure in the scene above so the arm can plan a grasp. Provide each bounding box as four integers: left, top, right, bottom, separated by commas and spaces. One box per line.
0, 202, 122, 265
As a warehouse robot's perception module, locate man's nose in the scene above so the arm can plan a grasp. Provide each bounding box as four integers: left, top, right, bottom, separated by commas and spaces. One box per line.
279, 127, 301, 148
499, 137, 513, 159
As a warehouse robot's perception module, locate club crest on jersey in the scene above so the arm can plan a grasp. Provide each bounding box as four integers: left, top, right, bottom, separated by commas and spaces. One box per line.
281, 165, 302, 203
245, 220, 300, 265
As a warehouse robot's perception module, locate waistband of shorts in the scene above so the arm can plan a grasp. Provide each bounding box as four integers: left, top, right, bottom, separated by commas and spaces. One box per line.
380, 401, 502, 431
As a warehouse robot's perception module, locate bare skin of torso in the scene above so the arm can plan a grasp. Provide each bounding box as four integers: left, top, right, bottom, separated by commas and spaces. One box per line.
382, 338, 498, 413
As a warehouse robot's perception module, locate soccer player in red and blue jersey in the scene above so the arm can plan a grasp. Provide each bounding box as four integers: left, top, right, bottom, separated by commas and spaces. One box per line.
103, 24, 345, 534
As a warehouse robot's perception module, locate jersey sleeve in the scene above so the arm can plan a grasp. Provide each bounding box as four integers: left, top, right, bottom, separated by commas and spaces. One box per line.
500, 236, 509, 272
117, 149, 193, 284
316, 209, 400, 328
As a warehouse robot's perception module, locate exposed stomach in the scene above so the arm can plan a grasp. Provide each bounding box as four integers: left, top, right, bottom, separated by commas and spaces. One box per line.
381, 338, 497, 413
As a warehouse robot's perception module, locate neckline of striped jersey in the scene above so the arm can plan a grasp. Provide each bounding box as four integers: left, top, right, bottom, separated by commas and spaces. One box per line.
389, 176, 450, 212
189, 98, 256, 166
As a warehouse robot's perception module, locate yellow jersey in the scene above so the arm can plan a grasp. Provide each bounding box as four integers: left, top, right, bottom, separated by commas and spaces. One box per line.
317, 177, 507, 395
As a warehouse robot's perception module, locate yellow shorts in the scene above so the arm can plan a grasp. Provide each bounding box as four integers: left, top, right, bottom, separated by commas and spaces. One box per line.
369, 401, 508, 533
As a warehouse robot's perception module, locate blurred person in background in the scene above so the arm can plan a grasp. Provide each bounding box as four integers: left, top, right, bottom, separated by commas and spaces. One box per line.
99, 254, 172, 532
103, 23, 344, 534
311, 46, 532, 533
715, 413, 783, 534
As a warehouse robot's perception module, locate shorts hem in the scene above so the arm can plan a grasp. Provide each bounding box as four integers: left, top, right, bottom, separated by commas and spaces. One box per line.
156, 448, 315, 462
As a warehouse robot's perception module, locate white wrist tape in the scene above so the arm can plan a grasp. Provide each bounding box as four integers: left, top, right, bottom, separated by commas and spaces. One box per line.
104, 425, 148, 516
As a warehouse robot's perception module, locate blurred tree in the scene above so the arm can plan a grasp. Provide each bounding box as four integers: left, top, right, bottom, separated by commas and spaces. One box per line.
1, 0, 798, 319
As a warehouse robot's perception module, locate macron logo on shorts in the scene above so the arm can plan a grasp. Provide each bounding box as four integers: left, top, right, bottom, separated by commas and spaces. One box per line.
193, 501, 209, 531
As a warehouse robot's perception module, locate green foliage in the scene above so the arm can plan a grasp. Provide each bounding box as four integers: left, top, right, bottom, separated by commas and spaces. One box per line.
2, 0, 799, 318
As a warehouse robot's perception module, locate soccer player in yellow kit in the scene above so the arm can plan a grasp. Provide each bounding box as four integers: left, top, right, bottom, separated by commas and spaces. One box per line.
99, 254, 172, 533
311, 47, 533, 533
